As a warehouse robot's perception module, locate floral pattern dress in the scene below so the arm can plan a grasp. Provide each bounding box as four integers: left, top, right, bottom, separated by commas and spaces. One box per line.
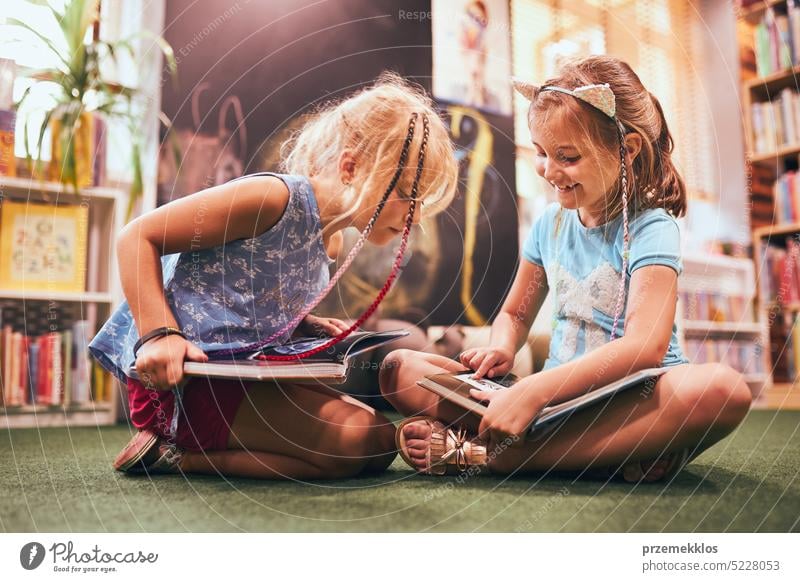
89, 173, 332, 382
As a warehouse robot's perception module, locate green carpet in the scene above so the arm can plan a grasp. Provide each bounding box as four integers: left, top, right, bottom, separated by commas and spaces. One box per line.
1, 410, 798, 532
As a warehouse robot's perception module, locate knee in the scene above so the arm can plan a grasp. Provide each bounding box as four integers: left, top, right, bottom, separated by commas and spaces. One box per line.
322, 408, 397, 478
378, 348, 413, 398
684, 364, 751, 432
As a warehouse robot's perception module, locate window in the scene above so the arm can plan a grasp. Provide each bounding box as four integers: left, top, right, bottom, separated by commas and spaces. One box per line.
512, 0, 715, 236
0, 0, 147, 180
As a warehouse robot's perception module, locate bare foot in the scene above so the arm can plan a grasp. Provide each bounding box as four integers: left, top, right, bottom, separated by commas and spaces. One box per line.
622, 458, 671, 482
620, 449, 690, 483
397, 417, 489, 475
401, 420, 433, 471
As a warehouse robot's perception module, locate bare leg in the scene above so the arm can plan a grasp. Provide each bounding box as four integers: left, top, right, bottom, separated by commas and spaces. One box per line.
337, 319, 433, 409
380, 349, 752, 478
379, 349, 480, 427
180, 382, 397, 479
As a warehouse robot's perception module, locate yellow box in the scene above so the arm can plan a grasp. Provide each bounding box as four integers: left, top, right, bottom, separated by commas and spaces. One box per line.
0, 200, 89, 292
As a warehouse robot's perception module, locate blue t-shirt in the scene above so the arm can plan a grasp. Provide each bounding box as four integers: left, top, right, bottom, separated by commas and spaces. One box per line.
522, 202, 688, 370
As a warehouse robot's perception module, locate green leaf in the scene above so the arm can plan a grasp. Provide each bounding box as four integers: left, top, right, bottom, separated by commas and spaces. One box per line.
126, 142, 144, 222
32, 107, 56, 178
14, 85, 33, 112
23, 113, 32, 163
121, 30, 179, 89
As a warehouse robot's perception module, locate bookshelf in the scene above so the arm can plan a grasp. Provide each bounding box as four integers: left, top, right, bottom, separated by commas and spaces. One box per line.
738, 0, 800, 227
738, 0, 800, 408
752, 222, 800, 407
676, 253, 770, 403
0, 175, 124, 428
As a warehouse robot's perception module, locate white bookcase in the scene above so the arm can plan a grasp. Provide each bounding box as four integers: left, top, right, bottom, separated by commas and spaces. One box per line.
677, 252, 769, 404
0, 176, 125, 428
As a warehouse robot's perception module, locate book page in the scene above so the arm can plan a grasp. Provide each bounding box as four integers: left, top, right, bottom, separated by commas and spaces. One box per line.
453, 373, 512, 391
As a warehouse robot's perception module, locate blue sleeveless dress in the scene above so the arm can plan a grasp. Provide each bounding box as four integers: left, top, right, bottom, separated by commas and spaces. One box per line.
89, 173, 332, 383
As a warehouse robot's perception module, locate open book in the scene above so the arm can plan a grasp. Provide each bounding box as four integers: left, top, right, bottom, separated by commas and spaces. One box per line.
416, 367, 669, 437
128, 329, 410, 384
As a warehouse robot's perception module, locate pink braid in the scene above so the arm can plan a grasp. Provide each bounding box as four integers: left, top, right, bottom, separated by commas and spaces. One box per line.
254, 114, 430, 361
610, 121, 630, 341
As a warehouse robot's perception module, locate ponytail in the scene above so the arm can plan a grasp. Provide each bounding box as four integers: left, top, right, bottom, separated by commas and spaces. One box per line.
648, 93, 687, 218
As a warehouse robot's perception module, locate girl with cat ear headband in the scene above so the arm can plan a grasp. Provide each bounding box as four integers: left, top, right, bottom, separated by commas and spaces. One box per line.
512, 78, 631, 340
384, 58, 751, 485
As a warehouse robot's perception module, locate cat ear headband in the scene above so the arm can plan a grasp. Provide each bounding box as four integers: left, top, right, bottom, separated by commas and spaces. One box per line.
512, 77, 620, 128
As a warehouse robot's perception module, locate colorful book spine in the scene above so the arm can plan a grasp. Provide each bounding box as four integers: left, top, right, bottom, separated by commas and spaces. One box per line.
684, 339, 764, 376
71, 320, 92, 403
790, 0, 800, 63
0, 321, 98, 408
92, 361, 105, 402
9, 332, 21, 406
0, 109, 14, 177
27, 340, 39, 405
17, 336, 29, 406
49, 332, 61, 405
62, 329, 73, 407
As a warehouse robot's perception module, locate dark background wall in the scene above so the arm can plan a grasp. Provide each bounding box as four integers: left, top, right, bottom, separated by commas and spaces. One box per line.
160, 0, 518, 325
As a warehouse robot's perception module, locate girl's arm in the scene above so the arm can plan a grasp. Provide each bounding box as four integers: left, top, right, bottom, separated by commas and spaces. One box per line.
118, 176, 290, 387
491, 260, 549, 354
472, 264, 678, 440
462, 260, 549, 377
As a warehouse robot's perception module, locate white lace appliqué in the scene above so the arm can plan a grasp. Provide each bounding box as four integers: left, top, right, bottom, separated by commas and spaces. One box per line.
552, 260, 623, 362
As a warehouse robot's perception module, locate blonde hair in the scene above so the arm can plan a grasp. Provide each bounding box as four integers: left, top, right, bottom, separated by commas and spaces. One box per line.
281, 72, 459, 228
529, 55, 687, 231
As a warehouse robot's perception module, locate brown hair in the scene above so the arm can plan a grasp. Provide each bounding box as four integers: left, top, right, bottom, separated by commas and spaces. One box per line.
528, 55, 687, 223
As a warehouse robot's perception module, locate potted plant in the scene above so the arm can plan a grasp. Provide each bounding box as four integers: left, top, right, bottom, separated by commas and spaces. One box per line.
11, 0, 177, 220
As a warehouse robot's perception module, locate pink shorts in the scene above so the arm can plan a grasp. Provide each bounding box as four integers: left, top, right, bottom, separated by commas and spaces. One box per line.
126, 375, 251, 452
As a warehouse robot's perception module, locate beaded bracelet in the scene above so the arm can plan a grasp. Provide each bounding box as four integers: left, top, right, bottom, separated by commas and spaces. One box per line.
132, 326, 186, 358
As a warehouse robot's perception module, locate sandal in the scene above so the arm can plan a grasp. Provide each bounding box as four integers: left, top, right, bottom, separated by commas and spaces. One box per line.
396, 416, 488, 476
113, 429, 184, 475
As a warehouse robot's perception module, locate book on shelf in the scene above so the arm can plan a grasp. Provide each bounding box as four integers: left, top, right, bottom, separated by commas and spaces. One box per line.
767, 170, 800, 223
0, 318, 106, 408
749, 89, 800, 154
128, 329, 411, 384
679, 290, 752, 322
758, 238, 800, 303
683, 339, 764, 375
416, 367, 669, 437
752, 4, 800, 77
767, 310, 800, 381
749, 165, 779, 228
72, 320, 92, 403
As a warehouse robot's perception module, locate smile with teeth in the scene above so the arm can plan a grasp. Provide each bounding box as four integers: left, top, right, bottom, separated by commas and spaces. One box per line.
553, 183, 578, 193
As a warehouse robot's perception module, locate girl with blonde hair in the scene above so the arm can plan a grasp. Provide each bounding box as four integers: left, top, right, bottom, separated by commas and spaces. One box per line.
90, 72, 459, 479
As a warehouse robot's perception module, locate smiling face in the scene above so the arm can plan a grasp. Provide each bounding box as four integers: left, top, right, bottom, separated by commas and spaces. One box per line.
529, 105, 621, 224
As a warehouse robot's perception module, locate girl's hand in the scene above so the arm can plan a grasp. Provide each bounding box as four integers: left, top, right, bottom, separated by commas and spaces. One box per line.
297, 314, 350, 337
134, 335, 208, 391
469, 380, 545, 445
459, 346, 515, 378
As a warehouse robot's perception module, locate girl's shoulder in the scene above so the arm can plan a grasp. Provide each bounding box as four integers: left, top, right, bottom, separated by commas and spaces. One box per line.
628, 205, 680, 235
231, 171, 308, 193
